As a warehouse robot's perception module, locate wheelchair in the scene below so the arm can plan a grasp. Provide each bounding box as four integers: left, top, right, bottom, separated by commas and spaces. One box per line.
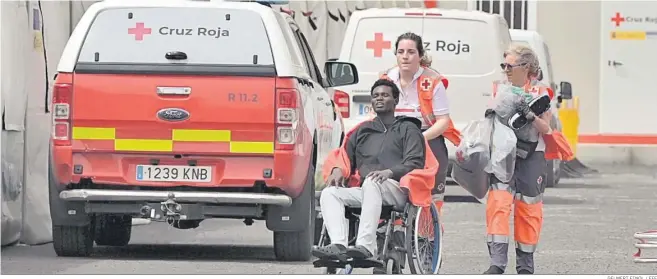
313, 201, 443, 274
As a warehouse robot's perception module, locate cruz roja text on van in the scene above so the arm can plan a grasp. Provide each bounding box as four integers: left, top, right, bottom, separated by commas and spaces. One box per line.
158, 27, 230, 38
424, 40, 470, 55
624, 16, 657, 24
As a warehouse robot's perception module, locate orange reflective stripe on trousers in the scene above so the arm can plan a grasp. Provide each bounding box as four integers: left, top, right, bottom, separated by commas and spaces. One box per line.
486, 182, 515, 242
514, 194, 544, 253
486, 182, 544, 252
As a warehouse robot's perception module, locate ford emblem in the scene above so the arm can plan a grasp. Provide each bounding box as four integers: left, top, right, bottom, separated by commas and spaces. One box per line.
157, 108, 190, 122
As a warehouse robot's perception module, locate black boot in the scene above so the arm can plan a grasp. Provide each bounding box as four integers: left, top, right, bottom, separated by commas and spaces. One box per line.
483, 265, 504, 274
515, 248, 535, 274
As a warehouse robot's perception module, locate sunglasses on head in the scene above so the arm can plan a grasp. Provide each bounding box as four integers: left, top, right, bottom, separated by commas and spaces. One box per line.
500, 62, 527, 70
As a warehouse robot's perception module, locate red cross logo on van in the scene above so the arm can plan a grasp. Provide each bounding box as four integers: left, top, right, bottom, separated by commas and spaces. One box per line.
611, 12, 625, 27
128, 22, 152, 41
420, 78, 433, 91
366, 33, 391, 58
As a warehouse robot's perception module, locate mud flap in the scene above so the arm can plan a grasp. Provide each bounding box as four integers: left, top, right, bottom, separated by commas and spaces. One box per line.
266, 165, 314, 232
49, 153, 90, 227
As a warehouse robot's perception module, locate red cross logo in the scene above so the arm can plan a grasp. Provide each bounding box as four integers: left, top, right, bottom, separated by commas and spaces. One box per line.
420, 78, 433, 91
611, 12, 625, 27
128, 22, 152, 41
366, 33, 391, 58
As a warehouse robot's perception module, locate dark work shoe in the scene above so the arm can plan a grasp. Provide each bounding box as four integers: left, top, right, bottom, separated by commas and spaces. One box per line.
483, 265, 504, 274
312, 243, 348, 261
346, 245, 375, 260
518, 269, 533, 274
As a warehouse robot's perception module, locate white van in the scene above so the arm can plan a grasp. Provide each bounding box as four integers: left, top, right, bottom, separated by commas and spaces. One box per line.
332, 8, 511, 176
510, 29, 574, 187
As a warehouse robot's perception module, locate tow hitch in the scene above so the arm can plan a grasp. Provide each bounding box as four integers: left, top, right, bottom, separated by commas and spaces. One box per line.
139, 193, 183, 225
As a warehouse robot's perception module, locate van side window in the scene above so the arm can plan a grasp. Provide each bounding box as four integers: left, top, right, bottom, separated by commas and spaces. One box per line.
294, 31, 324, 85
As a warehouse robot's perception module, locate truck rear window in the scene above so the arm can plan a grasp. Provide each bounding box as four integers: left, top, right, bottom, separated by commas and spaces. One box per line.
77, 7, 274, 67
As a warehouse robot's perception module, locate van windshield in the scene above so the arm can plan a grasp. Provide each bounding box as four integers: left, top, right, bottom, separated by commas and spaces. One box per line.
77, 7, 274, 66
422, 18, 498, 76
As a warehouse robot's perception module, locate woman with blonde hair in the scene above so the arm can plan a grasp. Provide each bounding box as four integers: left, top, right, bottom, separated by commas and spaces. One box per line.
483, 43, 555, 275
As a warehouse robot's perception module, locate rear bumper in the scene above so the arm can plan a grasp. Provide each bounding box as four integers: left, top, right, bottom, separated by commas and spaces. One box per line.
59, 189, 292, 207
50, 147, 312, 198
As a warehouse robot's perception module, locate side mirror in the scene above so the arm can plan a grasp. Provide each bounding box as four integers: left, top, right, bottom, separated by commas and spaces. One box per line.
559, 81, 573, 100
324, 61, 359, 87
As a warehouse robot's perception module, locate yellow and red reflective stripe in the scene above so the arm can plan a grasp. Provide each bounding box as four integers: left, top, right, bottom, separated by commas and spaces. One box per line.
71, 127, 274, 154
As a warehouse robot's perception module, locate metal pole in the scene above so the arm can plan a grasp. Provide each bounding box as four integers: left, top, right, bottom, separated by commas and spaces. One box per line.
20, 0, 32, 242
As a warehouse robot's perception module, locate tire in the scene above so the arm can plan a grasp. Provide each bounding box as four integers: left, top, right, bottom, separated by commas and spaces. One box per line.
273, 165, 315, 262
53, 224, 94, 257
94, 215, 132, 246
406, 204, 442, 274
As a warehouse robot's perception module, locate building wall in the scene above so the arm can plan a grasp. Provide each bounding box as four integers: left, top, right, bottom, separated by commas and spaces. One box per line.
536, 0, 601, 134
436, 0, 468, 10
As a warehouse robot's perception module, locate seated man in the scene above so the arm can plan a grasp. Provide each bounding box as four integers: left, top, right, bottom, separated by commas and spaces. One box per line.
313, 79, 427, 261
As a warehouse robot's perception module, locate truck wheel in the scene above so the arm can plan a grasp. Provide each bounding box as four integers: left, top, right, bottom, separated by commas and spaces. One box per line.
273, 166, 315, 261
94, 215, 132, 246
53, 224, 94, 257
273, 225, 313, 261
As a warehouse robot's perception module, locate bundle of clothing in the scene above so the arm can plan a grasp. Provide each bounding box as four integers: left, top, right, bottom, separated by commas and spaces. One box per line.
450, 82, 552, 200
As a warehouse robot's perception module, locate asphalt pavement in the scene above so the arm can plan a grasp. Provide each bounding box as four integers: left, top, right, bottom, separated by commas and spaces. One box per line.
2, 164, 656, 274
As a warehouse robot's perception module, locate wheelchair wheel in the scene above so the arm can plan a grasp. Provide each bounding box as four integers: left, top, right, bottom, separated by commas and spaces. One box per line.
405, 203, 442, 274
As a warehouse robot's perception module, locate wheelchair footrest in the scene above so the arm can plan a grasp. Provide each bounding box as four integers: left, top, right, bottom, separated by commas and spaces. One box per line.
313, 258, 385, 269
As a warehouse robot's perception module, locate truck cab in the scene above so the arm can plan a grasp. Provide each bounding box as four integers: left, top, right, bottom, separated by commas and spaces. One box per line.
49, 0, 356, 261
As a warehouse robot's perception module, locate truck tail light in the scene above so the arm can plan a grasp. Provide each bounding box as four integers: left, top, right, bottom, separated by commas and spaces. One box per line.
275, 79, 302, 151
52, 83, 72, 146
333, 90, 350, 118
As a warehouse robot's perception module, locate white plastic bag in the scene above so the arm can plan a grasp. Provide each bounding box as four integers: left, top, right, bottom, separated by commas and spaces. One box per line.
451, 118, 493, 200
488, 117, 517, 183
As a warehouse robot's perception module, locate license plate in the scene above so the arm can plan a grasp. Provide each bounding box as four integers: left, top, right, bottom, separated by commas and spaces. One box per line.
358, 103, 372, 116
136, 165, 212, 182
